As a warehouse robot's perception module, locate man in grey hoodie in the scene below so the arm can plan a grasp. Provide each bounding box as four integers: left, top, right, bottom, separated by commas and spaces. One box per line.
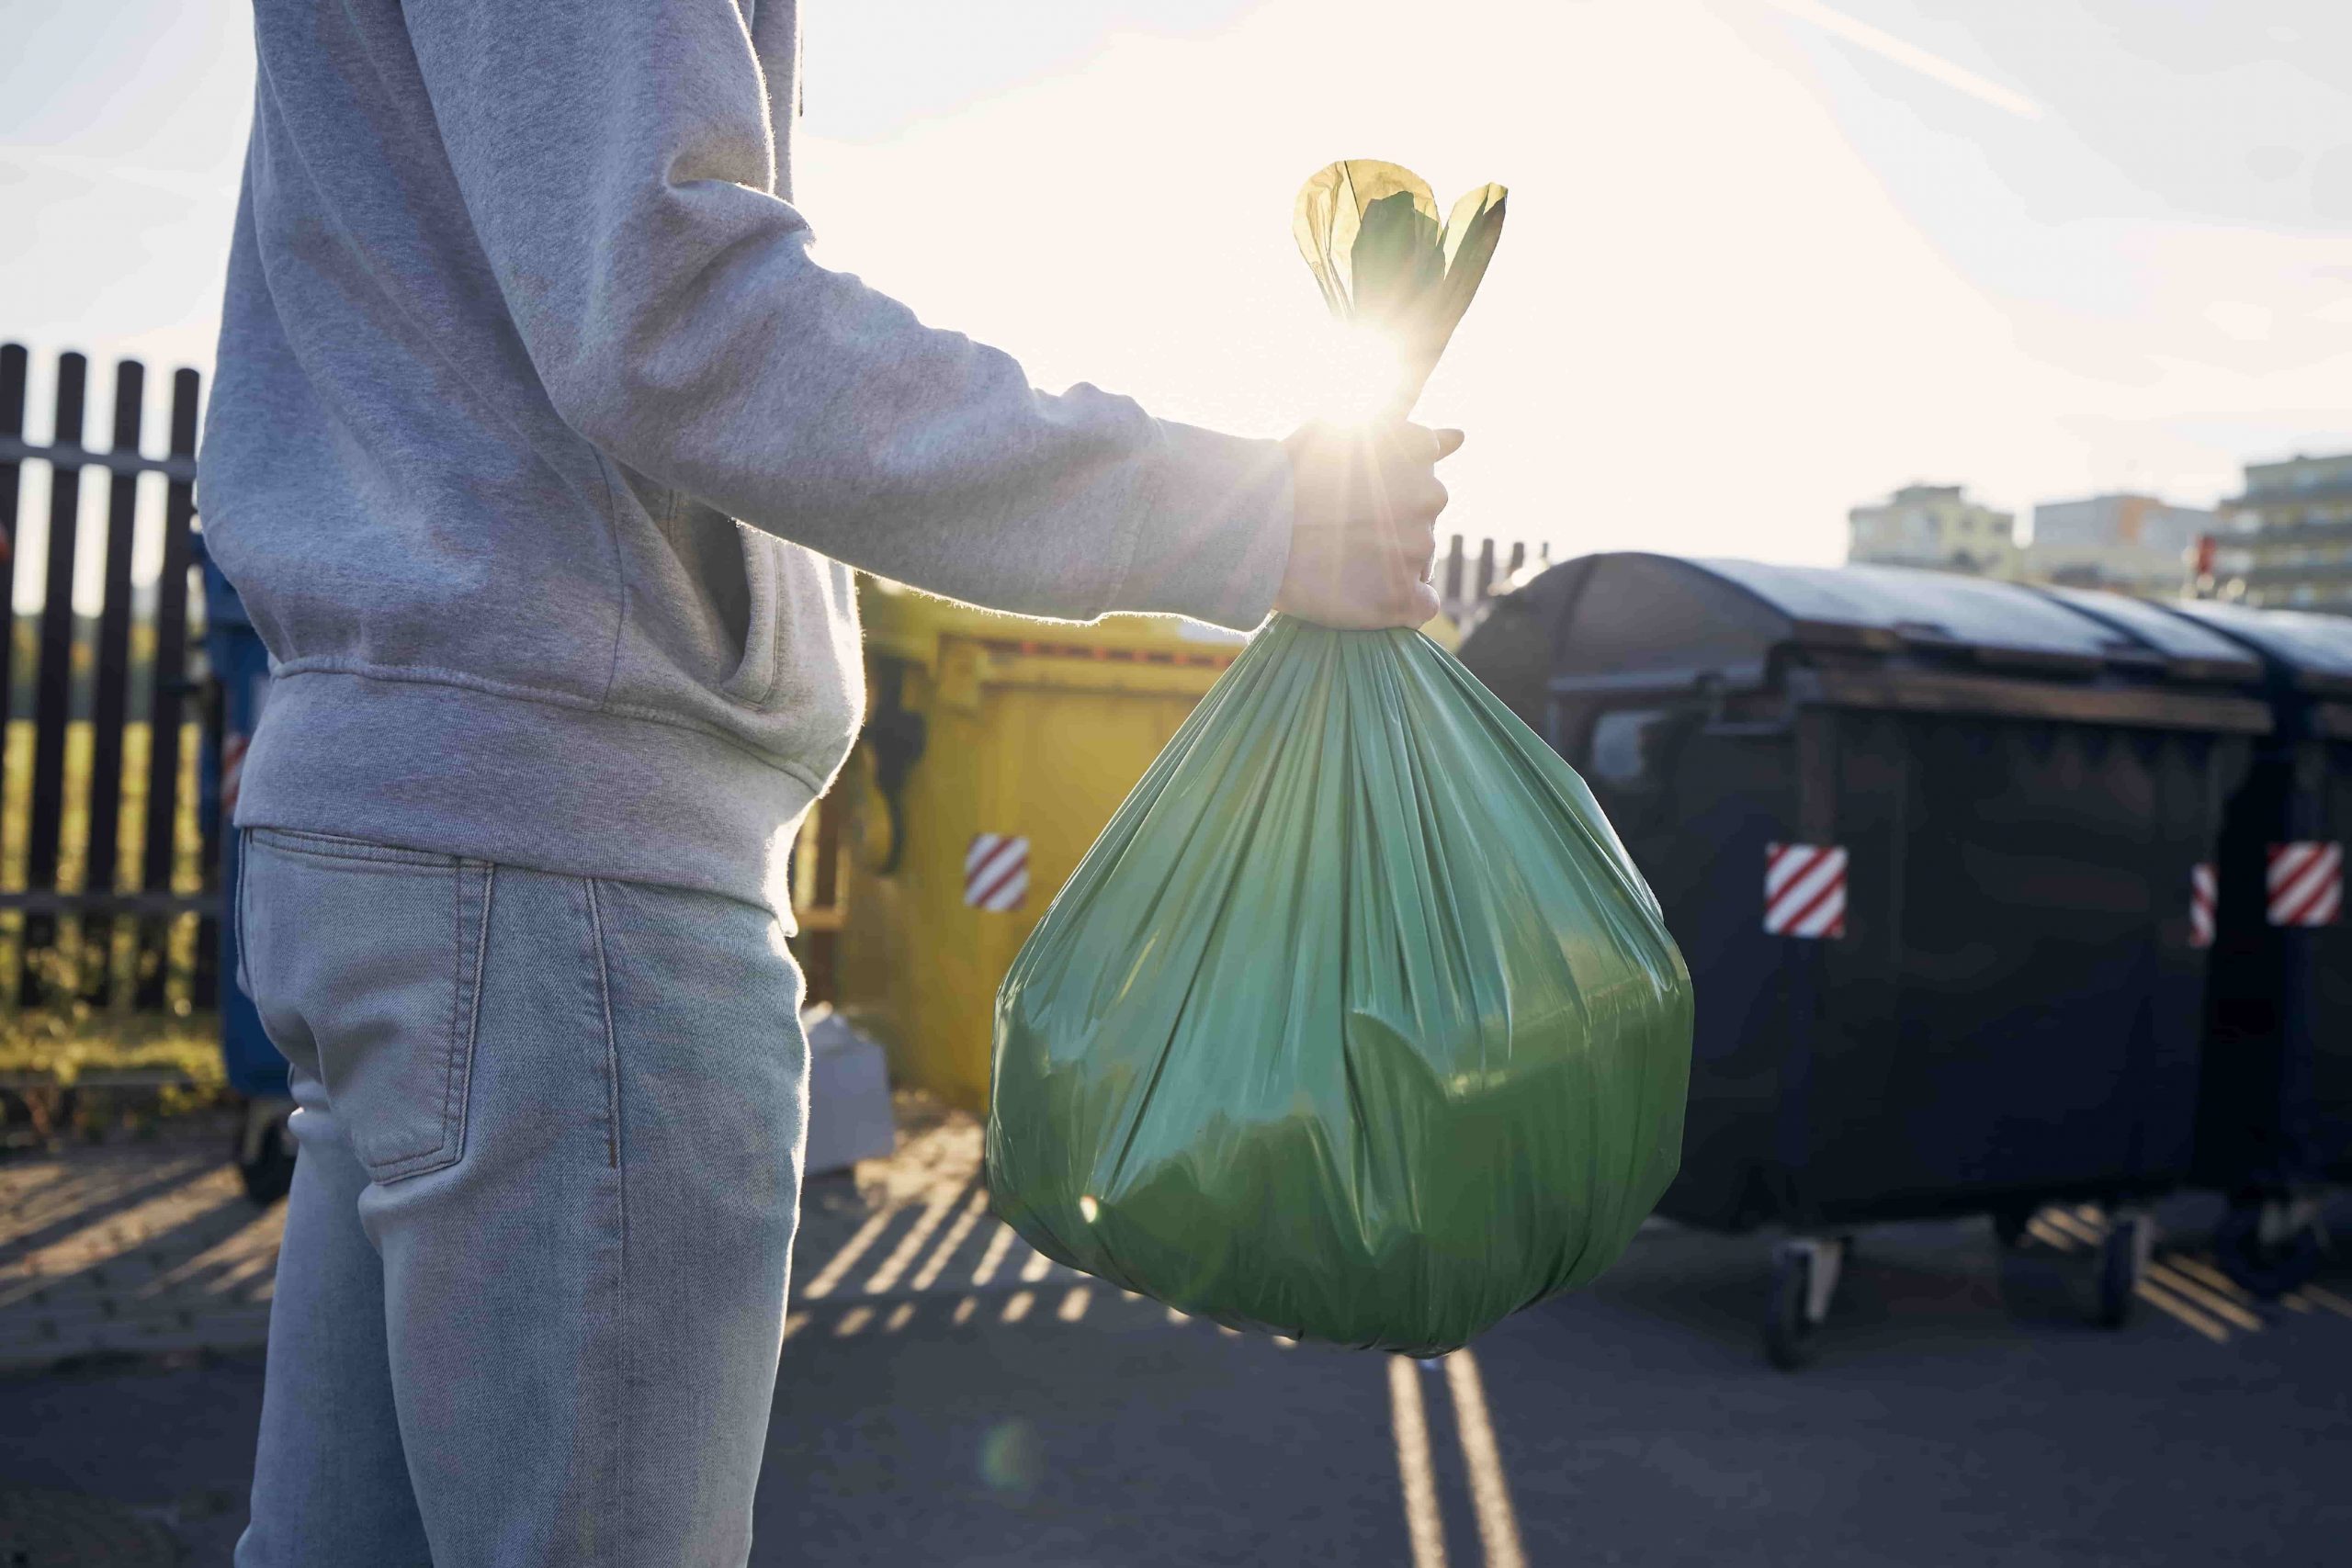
206, 4, 1457, 1562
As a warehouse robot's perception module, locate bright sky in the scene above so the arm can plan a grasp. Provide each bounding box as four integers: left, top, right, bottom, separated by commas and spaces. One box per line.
4, 0, 2348, 584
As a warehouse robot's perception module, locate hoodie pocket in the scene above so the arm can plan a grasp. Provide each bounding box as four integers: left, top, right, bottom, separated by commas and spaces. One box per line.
718, 529, 784, 706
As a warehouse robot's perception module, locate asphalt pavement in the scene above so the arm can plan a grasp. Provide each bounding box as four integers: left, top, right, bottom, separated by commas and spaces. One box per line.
3, 1133, 2346, 1566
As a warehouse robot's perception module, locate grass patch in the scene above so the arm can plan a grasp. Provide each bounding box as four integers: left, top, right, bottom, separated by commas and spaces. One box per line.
0, 1011, 222, 1087
0, 1010, 227, 1145
0, 717, 213, 1016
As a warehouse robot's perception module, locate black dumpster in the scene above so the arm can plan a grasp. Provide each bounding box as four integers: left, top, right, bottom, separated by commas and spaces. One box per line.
2154, 600, 2352, 1293
1460, 554, 2271, 1363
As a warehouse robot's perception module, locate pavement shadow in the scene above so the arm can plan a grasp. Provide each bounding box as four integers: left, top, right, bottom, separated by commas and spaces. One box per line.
3, 1176, 277, 1339
0, 1153, 221, 1268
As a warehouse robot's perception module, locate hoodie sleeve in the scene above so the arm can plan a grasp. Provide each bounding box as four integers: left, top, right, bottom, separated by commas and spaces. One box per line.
398, 0, 1292, 630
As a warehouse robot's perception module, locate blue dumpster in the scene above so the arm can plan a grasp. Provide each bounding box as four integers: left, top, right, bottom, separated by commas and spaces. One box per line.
202, 545, 294, 1204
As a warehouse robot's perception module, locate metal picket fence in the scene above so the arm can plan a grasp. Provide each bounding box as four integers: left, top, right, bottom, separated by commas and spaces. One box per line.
1438, 532, 1551, 632
0, 343, 217, 1016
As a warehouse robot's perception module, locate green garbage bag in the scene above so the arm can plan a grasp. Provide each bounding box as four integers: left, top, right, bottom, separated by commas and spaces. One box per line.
983, 163, 1694, 1355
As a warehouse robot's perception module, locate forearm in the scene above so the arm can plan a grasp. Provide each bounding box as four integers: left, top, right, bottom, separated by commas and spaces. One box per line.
549, 208, 1292, 624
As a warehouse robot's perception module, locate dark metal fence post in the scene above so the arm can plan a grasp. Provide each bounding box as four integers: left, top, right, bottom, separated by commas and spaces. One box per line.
81, 359, 144, 1005
21, 353, 86, 1006
0, 345, 24, 1003
192, 649, 222, 1011
140, 368, 202, 1011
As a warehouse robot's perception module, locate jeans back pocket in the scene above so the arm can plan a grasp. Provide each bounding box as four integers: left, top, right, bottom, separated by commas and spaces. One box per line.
240, 829, 495, 1183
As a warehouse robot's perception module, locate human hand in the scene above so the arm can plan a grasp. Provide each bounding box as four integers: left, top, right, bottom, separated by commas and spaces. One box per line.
1274, 421, 1465, 629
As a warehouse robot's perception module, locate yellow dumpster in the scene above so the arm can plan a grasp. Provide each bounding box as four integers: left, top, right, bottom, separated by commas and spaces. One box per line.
833, 582, 1245, 1111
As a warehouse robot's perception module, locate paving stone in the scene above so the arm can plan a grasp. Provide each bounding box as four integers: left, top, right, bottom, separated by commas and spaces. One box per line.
1, 1138, 285, 1376
0, 1484, 181, 1566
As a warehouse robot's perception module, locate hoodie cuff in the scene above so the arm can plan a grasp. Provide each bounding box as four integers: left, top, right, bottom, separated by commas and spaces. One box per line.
1112, 421, 1295, 632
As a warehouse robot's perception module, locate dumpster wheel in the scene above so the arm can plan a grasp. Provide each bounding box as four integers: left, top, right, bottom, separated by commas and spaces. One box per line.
233, 1098, 298, 1208
1991, 1204, 2035, 1251
2214, 1200, 2324, 1299
2095, 1211, 2149, 1329
1764, 1237, 1843, 1371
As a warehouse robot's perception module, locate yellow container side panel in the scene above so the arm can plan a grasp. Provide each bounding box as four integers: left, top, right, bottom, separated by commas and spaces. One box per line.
837, 656, 1215, 1112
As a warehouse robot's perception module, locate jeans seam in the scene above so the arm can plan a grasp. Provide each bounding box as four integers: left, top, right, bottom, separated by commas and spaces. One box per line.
446, 865, 463, 1155
584, 876, 628, 1560
232, 830, 253, 1001
447, 863, 495, 1170
587, 880, 621, 1174
359, 862, 494, 1182
248, 828, 460, 870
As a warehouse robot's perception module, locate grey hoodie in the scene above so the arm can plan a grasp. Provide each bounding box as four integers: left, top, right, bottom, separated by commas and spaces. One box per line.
201, 0, 1294, 915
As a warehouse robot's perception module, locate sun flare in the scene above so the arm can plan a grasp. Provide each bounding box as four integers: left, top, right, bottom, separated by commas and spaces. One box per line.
1302, 320, 1409, 428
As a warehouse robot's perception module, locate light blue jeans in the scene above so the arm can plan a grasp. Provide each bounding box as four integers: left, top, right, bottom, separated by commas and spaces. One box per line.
232, 828, 808, 1566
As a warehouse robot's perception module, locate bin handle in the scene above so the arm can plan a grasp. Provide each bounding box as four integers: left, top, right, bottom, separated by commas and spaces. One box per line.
861, 660, 927, 875
1697, 675, 1794, 738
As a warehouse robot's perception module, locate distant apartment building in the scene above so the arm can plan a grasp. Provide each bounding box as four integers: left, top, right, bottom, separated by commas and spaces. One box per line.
1846, 484, 2019, 578
2210, 452, 2352, 615
2024, 494, 2212, 600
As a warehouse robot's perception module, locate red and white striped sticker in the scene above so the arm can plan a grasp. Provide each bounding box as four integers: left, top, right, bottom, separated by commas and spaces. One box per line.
964, 834, 1030, 912
2189, 863, 2216, 948
1765, 842, 1847, 939
2266, 841, 2342, 928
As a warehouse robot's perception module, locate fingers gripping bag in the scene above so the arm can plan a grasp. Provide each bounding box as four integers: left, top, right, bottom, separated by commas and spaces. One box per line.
983, 162, 1694, 1355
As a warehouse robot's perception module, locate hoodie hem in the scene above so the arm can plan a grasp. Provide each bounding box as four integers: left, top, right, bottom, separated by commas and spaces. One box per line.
233, 669, 820, 923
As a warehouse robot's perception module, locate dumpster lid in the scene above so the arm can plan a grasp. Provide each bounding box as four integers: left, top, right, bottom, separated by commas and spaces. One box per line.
1687, 557, 2213, 675
1484, 554, 2273, 734
2034, 587, 2266, 682
2165, 601, 2352, 697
